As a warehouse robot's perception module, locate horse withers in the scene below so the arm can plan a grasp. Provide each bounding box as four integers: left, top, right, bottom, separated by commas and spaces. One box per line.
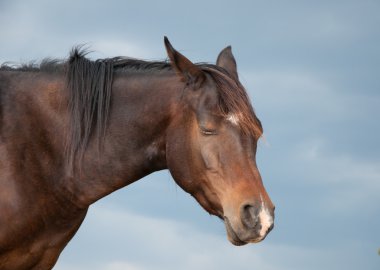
0, 37, 274, 269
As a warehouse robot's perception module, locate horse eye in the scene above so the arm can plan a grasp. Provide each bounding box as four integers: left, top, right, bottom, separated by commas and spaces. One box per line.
200, 128, 218, 135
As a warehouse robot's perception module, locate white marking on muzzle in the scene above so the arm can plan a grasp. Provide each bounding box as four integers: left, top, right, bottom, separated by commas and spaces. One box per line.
259, 199, 273, 237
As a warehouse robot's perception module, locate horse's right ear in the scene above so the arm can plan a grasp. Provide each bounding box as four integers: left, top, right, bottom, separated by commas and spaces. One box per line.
164, 36, 205, 89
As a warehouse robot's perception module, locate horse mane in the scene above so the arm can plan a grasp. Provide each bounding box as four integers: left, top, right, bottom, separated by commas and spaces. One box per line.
65, 48, 113, 167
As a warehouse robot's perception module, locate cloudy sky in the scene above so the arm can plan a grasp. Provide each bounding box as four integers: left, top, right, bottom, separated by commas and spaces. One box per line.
1, 0, 379, 269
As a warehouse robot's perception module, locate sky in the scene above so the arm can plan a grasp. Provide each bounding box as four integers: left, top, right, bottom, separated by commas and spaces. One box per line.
1, 0, 379, 269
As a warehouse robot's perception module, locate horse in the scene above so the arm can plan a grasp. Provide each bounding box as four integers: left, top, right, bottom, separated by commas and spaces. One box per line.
0, 37, 274, 269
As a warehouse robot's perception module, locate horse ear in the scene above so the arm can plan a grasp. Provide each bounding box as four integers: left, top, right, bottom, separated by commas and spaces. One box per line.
216, 46, 239, 80
164, 36, 205, 88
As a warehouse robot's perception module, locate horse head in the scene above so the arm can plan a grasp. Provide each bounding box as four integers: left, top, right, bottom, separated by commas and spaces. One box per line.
164, 37, 275, 245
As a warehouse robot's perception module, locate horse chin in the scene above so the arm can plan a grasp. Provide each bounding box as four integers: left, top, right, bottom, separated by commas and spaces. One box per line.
224, 217, 248, 246
224, 217, 265, 246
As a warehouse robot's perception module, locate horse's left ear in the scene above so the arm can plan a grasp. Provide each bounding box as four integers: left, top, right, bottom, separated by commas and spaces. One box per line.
216, 46, 239, 80
164, 36, 205, 89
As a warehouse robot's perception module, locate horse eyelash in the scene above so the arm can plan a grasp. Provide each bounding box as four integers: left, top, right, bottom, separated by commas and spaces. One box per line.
200, 128, 218, 135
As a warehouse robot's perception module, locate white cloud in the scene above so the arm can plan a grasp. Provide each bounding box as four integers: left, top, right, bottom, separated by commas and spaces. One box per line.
55, 205, 273, 270
57, 262, 144, 270
0, 2, 157, 62
54, 205, 368, 270
240, 69, 379, 214
291, 137, 380, 213
88, 39, 156, 60
104, 261, 144, 270
241, 69, 356, 121
241, 68, 380, 136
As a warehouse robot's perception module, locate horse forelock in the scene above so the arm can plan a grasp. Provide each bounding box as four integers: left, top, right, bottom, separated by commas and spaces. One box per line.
201, 66, 263, 140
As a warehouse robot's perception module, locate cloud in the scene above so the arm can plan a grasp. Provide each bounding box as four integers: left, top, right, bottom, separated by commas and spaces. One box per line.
55, 205, 273, 270
104, 261, 144, 270
55, 204, 372, 270
239, 68, 380, 216
241, 69, 374, 122
292, 137, 380, 213
0, 1, 159, 62
84, 39, 157, 60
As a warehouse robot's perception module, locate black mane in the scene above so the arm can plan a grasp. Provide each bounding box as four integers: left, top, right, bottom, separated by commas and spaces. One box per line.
65, 48, 180, 168
66, 48, 112, 167
0, 52, 172, 74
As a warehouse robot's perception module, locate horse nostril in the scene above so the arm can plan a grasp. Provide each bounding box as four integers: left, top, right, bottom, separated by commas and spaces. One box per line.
240, 203, 259, 229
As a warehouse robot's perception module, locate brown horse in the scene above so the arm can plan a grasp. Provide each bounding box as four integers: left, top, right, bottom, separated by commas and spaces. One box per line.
0, 37, 274, 269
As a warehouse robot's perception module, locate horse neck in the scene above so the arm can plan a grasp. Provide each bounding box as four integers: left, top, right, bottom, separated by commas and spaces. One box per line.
66, 71, 182, 207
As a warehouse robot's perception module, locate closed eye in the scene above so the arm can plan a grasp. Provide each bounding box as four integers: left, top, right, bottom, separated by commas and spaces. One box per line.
200, 128, 218, 135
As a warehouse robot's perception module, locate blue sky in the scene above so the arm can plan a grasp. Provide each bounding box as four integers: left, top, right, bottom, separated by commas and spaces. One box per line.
1, 0, 379, 269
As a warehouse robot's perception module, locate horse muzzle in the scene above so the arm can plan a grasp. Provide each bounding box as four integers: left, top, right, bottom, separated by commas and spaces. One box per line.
223, 202, 274, 246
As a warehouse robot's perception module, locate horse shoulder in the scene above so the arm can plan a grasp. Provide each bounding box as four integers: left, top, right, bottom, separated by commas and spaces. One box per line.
0, 71, 87, 269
